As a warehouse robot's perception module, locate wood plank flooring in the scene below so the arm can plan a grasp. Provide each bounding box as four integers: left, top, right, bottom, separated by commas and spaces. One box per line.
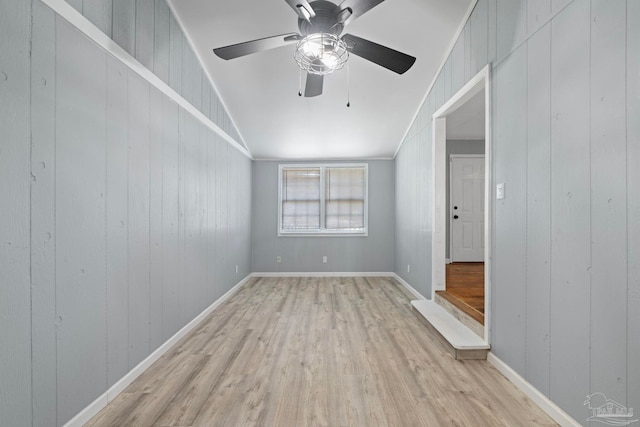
86, 276, 556, 427
441, 262, 485, 324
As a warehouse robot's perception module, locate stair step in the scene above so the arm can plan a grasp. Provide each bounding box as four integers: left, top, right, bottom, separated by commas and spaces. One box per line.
411, 300, 489, 360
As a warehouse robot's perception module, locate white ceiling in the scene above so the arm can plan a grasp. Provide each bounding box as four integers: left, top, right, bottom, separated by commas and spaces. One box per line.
168, 0, 475, 159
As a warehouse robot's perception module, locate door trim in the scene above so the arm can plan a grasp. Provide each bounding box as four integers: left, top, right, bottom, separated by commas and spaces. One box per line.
449, 154, 485, 263
431, 65, 492, 343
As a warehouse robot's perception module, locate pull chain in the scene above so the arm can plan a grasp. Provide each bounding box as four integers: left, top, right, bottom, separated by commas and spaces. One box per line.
298, 68, 302, 97
346, 63, 351, 107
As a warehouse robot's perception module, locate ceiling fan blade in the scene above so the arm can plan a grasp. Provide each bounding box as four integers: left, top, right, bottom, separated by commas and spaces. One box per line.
304, 73, 323, 97
214, 33, 301, 60
342, 33, 416, 74
338, 0, 384, 25
284, 0, 316, 21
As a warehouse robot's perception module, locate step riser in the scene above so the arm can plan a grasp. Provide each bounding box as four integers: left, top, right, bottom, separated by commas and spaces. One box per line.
434, 293, 484, 339
411, 300, 490, 361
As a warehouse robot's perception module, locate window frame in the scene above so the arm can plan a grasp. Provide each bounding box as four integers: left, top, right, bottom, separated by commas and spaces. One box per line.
277, 163, 369, 237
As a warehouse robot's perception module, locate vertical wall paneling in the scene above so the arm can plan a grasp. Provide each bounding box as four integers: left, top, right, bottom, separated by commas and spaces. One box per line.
525, 23, 552, 397
31, 2, 57, 425
395, 0, 637, 421
106, 55, 130, 388
1, 1, 253, 424
627, 0, 640, 415
206, 127, 217, 302
168, 11, 183, 95
127, 72, 151, 368
551, 0, 572, 16
216, 136, 229, 295
493, 45, 528, 373
202, 73, 211, 121
549, 1, 591, 419
183, 113, 197, 321
149, 87, 164, 352
589, 0, 628, 405
161, 96, 181, 340
451, 36, 465, 96
181, 37, 195, 112
83, 0, 112, 38
496, 0, 527, 64
153, 0, 170, 84
135, 0, 155, 71
470, 0, 488, 77
0, 0, 31, 425
487, 0, 497, 65
251, 162, 277, 272
463, 24, 472, 82
66, 0, 82, 13
527, 0, 551, 36
112, 0, 135, 58
55, 17, 108, 423
177, 109, 187, 324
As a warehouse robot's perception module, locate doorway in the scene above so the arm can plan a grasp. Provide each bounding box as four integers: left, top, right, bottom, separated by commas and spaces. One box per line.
431, 66, 491, 343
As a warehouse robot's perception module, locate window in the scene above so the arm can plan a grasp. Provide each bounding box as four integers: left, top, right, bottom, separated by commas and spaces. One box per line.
278, 164, 368, 235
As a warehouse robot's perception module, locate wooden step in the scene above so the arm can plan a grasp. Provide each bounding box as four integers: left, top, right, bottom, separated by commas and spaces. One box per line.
435, 291, 484, 339
411, 300, 490, 360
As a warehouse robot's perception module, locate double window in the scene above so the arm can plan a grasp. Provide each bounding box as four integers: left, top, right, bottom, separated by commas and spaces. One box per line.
278, 164, 368, 236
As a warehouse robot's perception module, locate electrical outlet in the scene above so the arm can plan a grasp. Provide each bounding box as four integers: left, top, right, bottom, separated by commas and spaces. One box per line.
497, 183, 505, 200
276, 256, 281, 263
407, 264, 411, 273
322, 256, 328, 263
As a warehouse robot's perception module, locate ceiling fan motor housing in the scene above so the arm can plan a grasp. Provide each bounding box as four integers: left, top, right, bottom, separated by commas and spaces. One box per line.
298, 0, 344, 36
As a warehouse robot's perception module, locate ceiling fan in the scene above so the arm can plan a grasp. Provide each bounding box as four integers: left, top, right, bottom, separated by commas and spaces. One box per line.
213, 0, 416, 97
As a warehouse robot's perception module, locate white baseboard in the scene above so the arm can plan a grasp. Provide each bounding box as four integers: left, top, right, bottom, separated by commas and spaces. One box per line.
391, 273, 427, 301
487, 353, 581, 427
63, 274, 253, 427
251, 272, 395, 278
445, 258, 451, 264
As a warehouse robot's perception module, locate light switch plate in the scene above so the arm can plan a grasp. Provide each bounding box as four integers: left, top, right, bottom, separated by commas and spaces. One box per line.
497, 183, 505, 200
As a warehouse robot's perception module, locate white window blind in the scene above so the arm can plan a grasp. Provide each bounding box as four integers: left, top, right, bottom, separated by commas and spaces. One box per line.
279, 164, 368, 235
281, 167, 321, 231
325, 167, 366, 231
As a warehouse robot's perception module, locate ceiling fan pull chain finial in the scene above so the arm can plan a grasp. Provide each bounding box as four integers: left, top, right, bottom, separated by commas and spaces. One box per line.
346, 62, 351, 107
298, 68, 302, 96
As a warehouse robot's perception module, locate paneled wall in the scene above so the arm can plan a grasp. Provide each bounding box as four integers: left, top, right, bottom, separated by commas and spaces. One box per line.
0, 1, 252, 425
395, 0, 639, 422
64, 0, 244, 147
252, 160, 395, 273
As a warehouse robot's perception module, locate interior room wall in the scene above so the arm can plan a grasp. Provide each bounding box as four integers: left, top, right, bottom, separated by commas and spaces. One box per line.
394, 0, 639, 422
445, 139, 485, 259
251, 160, 395, 273
0, 1, 252, 425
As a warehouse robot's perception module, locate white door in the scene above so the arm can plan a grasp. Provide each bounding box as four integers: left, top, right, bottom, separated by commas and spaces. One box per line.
450, 156, 484, 262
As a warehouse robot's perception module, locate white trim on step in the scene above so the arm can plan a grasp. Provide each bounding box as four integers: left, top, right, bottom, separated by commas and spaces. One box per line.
63, 274, 253, 427
487, 353, 581, 427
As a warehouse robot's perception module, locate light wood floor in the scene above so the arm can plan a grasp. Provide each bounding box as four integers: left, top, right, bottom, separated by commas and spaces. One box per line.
86, 276, 556, 427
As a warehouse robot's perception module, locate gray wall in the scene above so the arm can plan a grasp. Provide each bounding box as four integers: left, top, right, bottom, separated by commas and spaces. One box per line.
446, 140, 485, 258
0, 0, 251, 425
65, 0, 245, 148
252, 160, 395, 273
395, 0, 639, 423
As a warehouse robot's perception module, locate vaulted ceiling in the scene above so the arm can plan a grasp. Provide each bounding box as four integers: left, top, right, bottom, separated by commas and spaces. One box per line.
168, 0, 475, 159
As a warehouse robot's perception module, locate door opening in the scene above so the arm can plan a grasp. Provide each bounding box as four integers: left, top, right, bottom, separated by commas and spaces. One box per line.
432, 66, 491, 343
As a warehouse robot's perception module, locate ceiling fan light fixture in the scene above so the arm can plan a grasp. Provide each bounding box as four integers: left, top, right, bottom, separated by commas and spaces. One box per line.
294, 33, 348, 75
